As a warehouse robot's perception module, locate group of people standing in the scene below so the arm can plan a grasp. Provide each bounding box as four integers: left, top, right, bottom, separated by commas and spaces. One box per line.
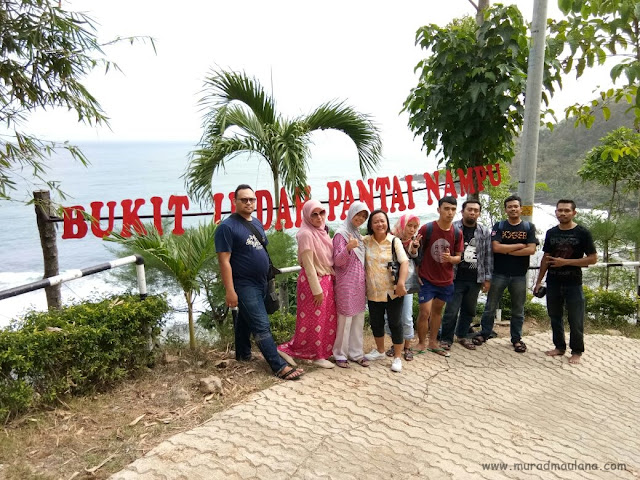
215, 184, 597, 381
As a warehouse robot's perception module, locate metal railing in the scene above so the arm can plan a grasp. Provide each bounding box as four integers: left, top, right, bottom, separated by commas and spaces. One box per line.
0, 255, 148, 302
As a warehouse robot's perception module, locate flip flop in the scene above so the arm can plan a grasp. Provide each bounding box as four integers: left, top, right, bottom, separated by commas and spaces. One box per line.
427, 347, 451, 357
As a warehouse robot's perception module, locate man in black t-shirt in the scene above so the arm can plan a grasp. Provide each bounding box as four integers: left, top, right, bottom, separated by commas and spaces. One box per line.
474, 195, 538, 353
534, 199, 597, 365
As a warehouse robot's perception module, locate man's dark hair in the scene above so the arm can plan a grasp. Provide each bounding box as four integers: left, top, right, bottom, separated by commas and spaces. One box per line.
462, 200, 482, 212
503, 194, 522, 208
367, 209, 391, 235
556, 199, 576, 211
234, 184, 254, 198
438, 196, 457, 207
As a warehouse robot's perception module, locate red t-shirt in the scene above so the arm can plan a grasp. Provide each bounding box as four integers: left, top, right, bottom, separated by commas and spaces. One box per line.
418, 221, 464, 287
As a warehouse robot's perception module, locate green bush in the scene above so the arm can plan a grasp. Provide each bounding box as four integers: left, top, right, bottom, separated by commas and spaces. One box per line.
584, 287, 638, 326
269, 310, 297, 344
0, 294, 169, 421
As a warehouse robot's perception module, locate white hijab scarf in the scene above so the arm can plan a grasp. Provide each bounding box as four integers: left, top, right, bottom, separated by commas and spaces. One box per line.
334, 201, 369, 265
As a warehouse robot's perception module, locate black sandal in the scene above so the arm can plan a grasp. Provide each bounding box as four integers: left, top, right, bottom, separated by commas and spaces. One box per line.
513, 341, 527, 353
472, 334, 487, 346
276, 366, 304, 380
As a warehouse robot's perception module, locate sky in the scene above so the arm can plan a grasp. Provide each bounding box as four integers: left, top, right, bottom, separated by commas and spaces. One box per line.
27, 0, 615, 163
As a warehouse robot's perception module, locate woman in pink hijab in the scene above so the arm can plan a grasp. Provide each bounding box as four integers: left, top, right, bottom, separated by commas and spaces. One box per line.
278, 200, 337, 368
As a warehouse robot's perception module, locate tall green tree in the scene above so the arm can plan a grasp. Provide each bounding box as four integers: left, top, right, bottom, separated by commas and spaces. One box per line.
185, 70, 382, 207
552, 0, 640, 129
403, 5, 563, 198
107, 222, 219, 350
0, 0, 152, 202
578, 127, 640, 288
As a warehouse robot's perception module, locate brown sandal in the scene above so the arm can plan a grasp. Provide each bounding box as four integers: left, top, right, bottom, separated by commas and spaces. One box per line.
458, 338, 476, 350
352, 357, 370, 367
403, 348, 414, 361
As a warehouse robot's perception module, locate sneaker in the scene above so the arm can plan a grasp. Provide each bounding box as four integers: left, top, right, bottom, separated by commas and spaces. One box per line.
364, 348, 386, 361
313, 358, 335, 369
385, 346, 394, 357
391, 357, 402, 372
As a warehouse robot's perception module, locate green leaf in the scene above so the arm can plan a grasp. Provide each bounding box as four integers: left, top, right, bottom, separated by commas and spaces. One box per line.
602, 106, 611, 120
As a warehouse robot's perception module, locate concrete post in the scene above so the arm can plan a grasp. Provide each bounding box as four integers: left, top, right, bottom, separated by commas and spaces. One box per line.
517, 0, 548, 222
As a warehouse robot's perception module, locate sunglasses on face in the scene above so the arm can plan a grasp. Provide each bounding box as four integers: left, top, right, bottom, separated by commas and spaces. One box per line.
237, 197, 257, 204
310, 210, 326, 218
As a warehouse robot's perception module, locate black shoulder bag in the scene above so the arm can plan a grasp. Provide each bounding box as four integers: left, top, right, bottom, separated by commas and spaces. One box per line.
232, 214, 281, 314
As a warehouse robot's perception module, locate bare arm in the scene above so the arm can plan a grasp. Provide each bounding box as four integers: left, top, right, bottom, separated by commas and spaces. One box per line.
547, 252, 598, 268
492, 240, 527, 254
217, 252, 237, 308
534, 253, 550, 292
510, 243, 537, 256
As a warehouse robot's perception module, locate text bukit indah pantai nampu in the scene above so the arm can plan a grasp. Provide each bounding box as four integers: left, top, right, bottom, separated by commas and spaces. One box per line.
60, 163, 502, 240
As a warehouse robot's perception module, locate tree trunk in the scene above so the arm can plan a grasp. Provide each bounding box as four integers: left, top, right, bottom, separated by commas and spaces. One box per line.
273, 169, 280, 231
604, 179, 618, 290
476, 0, 490, 24
34, 190, 61, 310
186, 291, 196, 350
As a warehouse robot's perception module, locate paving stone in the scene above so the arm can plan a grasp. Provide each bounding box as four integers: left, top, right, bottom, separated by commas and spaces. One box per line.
110, 333, 640, 480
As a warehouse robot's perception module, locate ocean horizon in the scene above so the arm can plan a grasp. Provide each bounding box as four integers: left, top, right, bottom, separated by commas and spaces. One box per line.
0, 141, 557, 327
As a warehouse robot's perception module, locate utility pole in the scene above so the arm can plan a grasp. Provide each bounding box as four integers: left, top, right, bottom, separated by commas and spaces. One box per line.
517, 0, 548, 222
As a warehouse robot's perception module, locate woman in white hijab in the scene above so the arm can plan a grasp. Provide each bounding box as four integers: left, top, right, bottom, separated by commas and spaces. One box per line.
332, 201, 370, 368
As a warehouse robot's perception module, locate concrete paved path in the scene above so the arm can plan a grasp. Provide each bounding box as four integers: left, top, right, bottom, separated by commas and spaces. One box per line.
112, 333, 640, 479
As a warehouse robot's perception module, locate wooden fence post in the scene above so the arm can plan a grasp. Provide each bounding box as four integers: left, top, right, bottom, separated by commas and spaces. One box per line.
34, 190, 61, 310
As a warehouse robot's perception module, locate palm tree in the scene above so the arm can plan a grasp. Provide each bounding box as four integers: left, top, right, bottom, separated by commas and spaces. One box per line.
185, 69, 382, 207
107, 222, 218, 350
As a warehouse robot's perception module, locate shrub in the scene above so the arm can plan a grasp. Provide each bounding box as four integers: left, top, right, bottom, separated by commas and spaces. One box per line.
269, 310, 297, 344
584, 287, 637, 326
0, 294, 169, 421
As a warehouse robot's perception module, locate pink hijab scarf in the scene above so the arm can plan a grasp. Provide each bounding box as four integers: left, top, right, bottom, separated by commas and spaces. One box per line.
296, 199, 334, 267
392, 213, 420, 247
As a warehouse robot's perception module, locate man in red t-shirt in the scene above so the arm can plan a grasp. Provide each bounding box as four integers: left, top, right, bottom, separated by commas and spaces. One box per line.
415, 196, 464, 357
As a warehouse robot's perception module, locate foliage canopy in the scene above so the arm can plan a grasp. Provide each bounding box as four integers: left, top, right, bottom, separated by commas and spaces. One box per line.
186, 69, 382, 206
403, 5, 563, 171
552, 0, 640, 127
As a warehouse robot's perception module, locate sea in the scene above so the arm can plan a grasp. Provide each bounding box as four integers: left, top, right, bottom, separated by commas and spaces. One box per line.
0, 141, 559, 328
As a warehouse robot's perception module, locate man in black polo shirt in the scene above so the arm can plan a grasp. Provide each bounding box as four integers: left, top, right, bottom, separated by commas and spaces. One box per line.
474, 195, 538, 353
534, 199, 597, 364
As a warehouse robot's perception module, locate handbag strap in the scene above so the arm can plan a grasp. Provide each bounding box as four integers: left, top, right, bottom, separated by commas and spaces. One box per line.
232, 213, 278, 272
391, 236, 398, 263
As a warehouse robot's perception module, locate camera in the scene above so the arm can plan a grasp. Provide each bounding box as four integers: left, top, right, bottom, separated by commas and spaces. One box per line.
533, 286, 547, 298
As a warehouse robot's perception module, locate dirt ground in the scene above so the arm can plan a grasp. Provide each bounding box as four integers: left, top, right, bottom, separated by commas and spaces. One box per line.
0, 317, 549, 480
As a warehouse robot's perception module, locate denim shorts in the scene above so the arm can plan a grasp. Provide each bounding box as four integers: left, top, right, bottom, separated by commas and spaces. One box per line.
418, 278, 454, 303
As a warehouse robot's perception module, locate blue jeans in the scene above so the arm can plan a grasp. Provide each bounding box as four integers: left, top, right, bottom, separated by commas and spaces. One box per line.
384, 294, 415, 341
546, 282, 585, 355
440, 280, 482, 344
479, 274, 526, 344
235, 283, 287, 373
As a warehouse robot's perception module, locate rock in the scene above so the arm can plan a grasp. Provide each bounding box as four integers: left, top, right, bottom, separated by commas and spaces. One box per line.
214, 359, 233, 369
199, 375, 223, 395
605, 329, 623, 336
170, 387, 191, 405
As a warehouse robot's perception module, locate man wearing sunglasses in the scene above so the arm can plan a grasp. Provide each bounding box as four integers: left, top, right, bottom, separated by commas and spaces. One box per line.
215, 184, 303, 380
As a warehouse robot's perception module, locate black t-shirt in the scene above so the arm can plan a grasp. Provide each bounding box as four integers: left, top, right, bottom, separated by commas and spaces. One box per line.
492, 220, 538, 276
456, 225, 479, 282
543, 224, 596, 285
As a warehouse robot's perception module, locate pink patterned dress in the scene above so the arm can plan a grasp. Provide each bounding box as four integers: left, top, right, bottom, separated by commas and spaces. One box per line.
279, 269, 337, 360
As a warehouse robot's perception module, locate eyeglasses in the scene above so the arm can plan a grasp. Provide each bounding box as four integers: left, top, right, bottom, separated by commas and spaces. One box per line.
237, 197, 257, 204
310, 210, 326, 218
